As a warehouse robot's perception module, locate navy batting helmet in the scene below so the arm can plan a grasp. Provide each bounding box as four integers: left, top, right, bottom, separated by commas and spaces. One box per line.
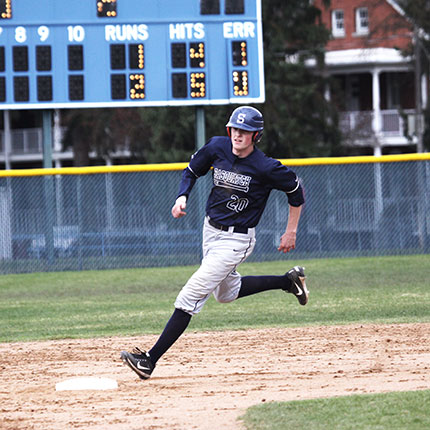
226, 106, 264, 143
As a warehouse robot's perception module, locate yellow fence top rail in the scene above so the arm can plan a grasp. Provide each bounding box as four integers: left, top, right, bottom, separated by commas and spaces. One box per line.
0, 153, 429, 177
282, 152, 430, 166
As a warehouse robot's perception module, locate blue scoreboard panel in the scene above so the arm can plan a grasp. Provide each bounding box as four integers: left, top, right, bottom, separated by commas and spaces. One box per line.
0, 0, 265, 109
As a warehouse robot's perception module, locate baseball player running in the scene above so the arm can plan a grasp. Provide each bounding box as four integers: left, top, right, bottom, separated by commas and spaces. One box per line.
121, 106, 308, 379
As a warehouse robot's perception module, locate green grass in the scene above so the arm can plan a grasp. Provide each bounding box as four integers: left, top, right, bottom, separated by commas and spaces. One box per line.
0, 254, 429, 342
240, 390, 430, 430
1, 254, 429, 430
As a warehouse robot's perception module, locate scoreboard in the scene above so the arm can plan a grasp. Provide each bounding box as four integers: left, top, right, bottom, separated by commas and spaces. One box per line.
0, 0, 265, 109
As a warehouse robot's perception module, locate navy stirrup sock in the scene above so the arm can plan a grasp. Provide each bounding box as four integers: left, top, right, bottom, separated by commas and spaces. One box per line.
148, 308, 191, 365
149, 277, 291, 364
237, 274, 291, 298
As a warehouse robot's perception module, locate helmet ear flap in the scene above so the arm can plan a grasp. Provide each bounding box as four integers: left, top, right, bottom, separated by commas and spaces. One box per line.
253, 131, 263, 143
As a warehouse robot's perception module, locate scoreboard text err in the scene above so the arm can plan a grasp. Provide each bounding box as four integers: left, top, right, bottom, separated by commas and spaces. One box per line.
0, 0, 265, 109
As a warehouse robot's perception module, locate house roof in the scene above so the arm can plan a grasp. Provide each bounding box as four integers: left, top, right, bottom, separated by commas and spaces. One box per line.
325, 47, 410, 67
304, 47, 412, 70
385, 0, 406, 17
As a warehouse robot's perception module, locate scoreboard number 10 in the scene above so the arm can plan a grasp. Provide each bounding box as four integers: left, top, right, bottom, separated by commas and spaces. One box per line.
67, 26, 85, 43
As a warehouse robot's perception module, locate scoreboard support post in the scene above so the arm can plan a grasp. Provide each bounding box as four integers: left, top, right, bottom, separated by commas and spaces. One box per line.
195, 106, 206, 151
42, 109, 55, 263
195, 105, 207, 225
42, 110, 53, 168
3, 110, 11, 170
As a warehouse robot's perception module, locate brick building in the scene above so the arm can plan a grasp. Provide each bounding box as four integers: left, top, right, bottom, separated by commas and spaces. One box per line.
312, 0, 425, 155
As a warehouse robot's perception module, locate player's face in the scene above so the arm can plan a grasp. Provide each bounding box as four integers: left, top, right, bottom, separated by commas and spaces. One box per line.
230, 127, 254, 158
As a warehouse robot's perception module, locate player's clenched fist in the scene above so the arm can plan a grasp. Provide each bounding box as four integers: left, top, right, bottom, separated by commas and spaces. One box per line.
172, 195, 187, 218
278, 231, 296, 253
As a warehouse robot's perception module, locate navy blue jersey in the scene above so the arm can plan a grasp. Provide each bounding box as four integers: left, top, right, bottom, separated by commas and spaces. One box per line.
177, 136, 304, 228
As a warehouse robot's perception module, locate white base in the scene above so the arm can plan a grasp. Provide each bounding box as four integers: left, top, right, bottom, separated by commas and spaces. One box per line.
55, 377, 118, 391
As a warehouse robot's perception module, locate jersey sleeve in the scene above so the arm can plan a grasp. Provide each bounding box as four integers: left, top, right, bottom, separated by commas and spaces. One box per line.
176, 139, 216, 200
267, 160, 305, 207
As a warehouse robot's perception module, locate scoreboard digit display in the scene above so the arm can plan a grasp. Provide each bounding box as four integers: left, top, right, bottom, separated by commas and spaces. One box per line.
0, 0, 264, 109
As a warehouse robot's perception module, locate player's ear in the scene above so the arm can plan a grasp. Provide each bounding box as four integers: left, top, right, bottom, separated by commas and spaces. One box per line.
226, 127, 231, 138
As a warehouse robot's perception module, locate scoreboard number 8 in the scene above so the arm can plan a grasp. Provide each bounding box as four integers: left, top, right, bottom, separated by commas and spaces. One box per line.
15, 25, 26, 43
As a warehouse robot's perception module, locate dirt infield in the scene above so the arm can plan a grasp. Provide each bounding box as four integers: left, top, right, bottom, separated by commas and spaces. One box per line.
1, 323, 429, 430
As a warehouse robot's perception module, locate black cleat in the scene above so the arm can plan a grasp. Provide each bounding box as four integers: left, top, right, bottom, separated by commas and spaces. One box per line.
285, 266, 309, 306
120, 347, 154, 380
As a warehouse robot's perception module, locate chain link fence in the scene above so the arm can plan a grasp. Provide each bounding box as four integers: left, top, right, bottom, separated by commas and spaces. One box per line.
0, 155, 429, 274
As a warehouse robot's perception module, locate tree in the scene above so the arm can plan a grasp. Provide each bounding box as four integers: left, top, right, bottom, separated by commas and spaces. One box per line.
399, 0, 430, 32
398, 0, 430, 151
136, 107, 197, 163
248, 0, 342, 157
62, 108, 149, 166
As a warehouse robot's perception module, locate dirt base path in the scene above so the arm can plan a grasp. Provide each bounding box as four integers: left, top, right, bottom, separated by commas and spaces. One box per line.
1, 323, 429, 430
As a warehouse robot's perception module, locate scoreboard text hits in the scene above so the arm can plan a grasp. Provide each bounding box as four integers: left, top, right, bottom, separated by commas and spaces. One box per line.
0, 0, 265, 109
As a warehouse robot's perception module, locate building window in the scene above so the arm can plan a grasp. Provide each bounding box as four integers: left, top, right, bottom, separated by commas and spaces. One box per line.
356, 7, 369, 35
332, 9, 345, 37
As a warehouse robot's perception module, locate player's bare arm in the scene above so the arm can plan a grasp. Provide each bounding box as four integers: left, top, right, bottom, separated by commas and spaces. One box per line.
172, 195, 187, 218
278, 204, 302, 253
